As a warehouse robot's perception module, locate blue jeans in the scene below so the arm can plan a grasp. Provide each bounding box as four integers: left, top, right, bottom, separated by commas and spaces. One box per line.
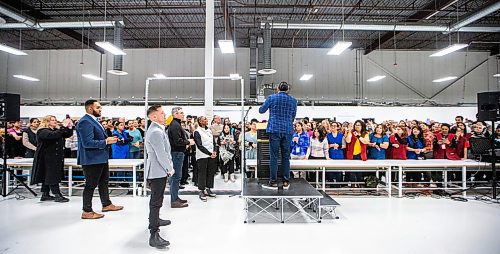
170, 151, 185, 202
129, 151, 141, 159
269, 133, 292, 182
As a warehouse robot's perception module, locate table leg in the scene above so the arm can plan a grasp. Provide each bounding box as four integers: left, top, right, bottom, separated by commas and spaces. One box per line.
322, 167, 326, 192
398, 166, 403, 198
388, 166, 392, 198
68, 166, 73, 197
444, 171, 448, 191
462, 166, 466, 198
133, 166, 137, 197
376, 170, 380, 192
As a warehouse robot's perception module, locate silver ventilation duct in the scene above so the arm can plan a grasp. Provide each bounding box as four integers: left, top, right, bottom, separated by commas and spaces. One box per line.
108, 21, 128, 76
258, 23, 276, 75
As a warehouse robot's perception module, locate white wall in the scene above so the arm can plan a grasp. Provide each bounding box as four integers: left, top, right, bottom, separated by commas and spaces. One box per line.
21, 105, 478, 124
2, 48, 498, 104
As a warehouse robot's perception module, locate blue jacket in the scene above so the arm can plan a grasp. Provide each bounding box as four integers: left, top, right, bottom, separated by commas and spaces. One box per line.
111, 129, 131, 159
76, 114, 109, 165
259, 92, 297, 134
291, 131, 310, 156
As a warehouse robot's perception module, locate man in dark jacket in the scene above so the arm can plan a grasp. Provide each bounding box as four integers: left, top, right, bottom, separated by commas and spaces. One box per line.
167, 107, 195, 208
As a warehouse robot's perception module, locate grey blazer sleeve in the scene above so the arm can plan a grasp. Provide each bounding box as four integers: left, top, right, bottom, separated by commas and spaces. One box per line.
148, 129, 174, 172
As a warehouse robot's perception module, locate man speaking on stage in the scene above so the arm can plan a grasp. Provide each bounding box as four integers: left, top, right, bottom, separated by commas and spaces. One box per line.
259, 82, 297, 190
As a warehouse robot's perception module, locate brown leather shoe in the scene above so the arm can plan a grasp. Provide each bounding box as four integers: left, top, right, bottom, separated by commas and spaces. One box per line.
102, 204, 124, 212
171, 201, 188, 208
176, 197, 188, 204
81, 211, 105, 220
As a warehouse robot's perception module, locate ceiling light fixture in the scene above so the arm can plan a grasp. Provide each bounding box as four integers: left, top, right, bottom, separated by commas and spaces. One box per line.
327, 41, 352, 55
300, 74, 313, 81
230, 73, 242, 80
82, 74, 103, 81
218, 40, 235, 54
432, 76, 457, 83
0, 44, 27, 55
367, 75, 386, 82
430, 44, 468, 57
493, 73, 500, 78
107, 70, 128, 75
13, 74, 39, 81
95, 41, 126, 55
257, 69, 277, 75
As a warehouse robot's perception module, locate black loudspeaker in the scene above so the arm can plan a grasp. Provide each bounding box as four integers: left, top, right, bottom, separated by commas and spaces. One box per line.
477, 92, 500, 121
0, 93, 21, 121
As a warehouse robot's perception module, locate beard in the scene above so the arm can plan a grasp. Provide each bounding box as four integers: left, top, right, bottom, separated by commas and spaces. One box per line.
91, 109, 101, 117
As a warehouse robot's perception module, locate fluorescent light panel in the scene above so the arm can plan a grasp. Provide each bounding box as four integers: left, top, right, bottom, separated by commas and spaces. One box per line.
13, 75, 39, 81
257, 69, 277, 75
327, 41, 352, 55
218, 40, 235, 54
107, 70, 128, 75
299, 74, 313, 81
82, 74, 103, 81
493, 73, 500, 78
367, 75, 386, 82
432, 76, 457, 83
153, 73, 167, 79
430, 44, 468, 57
0, 44, 27, 55
95, 41, 126, 55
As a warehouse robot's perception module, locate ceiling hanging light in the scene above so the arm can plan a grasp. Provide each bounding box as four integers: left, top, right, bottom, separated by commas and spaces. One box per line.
13, 74, 39, 82
95, 0, 126, 55
82, 74, 103, 81
300, 30, 313, 81
432, 76, 457, 82
0, 44, 27, 55
153, 73, 167, 79
493, 74, 500, 78
327, 0, 351, 56
367, 75, 386, 82
430, 43, 468, 57
218, 6, 235, 54
300, 74, 313, 81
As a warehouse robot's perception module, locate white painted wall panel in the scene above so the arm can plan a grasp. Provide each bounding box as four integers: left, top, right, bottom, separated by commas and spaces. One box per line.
0, 48, 497, 104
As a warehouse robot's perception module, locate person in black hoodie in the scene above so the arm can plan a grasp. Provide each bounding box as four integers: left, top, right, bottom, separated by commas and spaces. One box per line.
167, 107, 195, 208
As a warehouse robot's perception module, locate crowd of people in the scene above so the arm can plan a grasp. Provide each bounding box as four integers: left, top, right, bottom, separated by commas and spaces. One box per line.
1, 112, 497, 190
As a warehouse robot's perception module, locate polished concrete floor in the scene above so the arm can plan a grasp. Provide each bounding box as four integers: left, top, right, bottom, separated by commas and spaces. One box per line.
1, 187, 500, 254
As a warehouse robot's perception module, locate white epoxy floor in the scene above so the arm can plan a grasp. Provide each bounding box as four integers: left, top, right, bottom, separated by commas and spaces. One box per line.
1, 190, 500, 254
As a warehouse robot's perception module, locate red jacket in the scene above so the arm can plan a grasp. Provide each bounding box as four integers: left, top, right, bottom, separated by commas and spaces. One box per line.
433, 133, 462, 160
389, 135, 407, 160
346, 131, 368, 161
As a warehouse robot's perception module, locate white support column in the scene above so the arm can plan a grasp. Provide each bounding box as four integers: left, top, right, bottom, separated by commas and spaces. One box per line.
204, 0, 215, 120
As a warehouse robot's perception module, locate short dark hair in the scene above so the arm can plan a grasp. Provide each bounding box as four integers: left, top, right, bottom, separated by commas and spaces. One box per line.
29, 118, 39, 124
278, 81, 289, 91
147, 105, 162, 117
455, 116, 464, 121
250, 118, 258, 124
84, 99, 98, 110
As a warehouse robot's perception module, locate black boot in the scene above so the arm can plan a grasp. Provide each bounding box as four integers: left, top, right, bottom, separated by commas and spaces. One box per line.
53, 194, 69, 203
149, 230, 170, 248
159, 219, 171, 227
40, 192, 55, 201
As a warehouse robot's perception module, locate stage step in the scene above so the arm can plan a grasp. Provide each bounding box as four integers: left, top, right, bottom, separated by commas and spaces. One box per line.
318, 190, 340, 206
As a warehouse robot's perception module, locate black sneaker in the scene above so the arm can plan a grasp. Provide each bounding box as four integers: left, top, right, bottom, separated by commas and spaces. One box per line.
205, 188, 216, 198
262, 181, 278, 190
199, 191, 207, 202
283, 181, 290, 190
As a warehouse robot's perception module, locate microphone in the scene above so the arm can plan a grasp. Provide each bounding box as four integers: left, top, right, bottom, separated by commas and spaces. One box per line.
248, 106, 252, 109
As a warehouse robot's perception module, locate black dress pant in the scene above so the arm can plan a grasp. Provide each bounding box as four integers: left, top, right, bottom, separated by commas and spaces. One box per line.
82, 163, 112, 212
148, 176, 167, 232
41, 184, 61, 195
191, 153, 199, 184
221, 159, 234, 175
197, 157, 216, 191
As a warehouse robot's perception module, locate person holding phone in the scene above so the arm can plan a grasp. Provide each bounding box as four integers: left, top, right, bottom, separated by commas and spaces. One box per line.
145, 105, 175, 248
111, 121, 132, 159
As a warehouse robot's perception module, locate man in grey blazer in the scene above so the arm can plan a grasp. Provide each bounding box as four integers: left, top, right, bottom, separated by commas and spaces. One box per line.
145, 105, 175, 248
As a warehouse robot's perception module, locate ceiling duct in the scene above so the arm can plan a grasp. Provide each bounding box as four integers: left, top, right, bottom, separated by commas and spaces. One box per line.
108, 21, 127, 75
447, 1, 500, 33
258, 23, 276, 75
262, 22, 500, 33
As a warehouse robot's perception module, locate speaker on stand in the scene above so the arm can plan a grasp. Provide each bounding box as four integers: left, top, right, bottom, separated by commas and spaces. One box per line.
477, 91, 500, 199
